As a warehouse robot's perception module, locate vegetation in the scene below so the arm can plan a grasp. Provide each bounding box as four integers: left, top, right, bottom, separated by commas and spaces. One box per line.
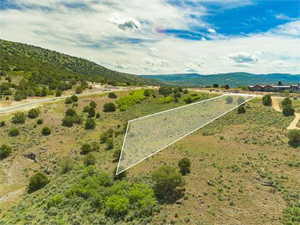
41, 127, 51, 136
27, 108, 40, 119
11, 112, 26, 124
9, 127, 19, 136
85, 118, 96, 130
28, 173, 49, 193
262, 95, 272, 106
103, 102, 116, 112
282, 97, 295, 116
288, 130, 300, 147
178, 158, 191, 175
0, 144, 12, 160
108, 92, 118, 99
152, 165, 184, 202
116, 90, 146, 111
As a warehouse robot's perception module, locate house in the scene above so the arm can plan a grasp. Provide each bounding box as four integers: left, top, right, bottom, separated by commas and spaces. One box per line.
248, 84, 300, 92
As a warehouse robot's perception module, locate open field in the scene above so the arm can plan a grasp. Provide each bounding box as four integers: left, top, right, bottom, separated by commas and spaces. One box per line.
0, 89, 299, 225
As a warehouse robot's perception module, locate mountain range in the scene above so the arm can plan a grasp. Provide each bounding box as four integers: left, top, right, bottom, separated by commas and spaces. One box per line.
141, 72, 300, 87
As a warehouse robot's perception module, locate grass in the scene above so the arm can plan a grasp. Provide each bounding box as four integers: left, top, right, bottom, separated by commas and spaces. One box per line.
0, 90, 299, 225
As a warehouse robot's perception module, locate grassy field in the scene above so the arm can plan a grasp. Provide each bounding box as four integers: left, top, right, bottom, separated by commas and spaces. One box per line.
0, 90, 299, 225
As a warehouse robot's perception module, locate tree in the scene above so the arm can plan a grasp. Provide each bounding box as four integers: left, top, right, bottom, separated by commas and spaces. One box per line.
225, 96, 233, 104
159, 87, 173, 97
108, 92, 117, 99
88, 107, 96, 118
28, 108, 40, 119
213, 84, 219, 88
62, 116, 74, 127
55, 90, 62, 97
288, 130, 300, 147
71, 95, 78, 102
237, 105, 246, 114
262, 95, 272, 106
9, 128, 19, 136
178, 158, 191, 175
83, 153, 96, 166
41, 127, 51, 136
103, 102, 116, 112
85, 118, 96, 129
37, 119, 43, 125
152, 165, 184, 202
12, 112, 26, 124
80, 143, 92, 155
28, 172, 49, 193
278, 81, 283, 86
0, 144, 12, 160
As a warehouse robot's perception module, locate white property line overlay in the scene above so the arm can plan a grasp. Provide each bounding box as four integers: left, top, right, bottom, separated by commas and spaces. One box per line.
116, 94, 255, 175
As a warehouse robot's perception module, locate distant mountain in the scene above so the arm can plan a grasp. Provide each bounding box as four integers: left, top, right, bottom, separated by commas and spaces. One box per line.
141, 72, 300, 87
0, 39, 159, 86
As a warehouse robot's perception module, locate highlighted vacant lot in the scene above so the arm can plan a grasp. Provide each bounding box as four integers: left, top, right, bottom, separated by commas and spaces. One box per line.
117, 94, 254, 174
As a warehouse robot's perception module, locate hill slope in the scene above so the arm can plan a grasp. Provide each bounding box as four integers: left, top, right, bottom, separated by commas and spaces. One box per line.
142, 72, 300, 87
0, 39, 158, 86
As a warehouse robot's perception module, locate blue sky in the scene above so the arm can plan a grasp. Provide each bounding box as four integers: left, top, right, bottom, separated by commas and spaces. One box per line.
0, 0, 299, 74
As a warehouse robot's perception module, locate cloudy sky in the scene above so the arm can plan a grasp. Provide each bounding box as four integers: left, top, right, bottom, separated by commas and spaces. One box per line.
0, 0, 299, 75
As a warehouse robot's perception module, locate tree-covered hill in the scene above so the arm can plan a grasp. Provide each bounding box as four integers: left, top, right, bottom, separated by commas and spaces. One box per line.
0, 39, 158, 101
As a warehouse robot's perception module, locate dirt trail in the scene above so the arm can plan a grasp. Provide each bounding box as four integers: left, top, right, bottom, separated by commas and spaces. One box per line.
272, 97, 300, 130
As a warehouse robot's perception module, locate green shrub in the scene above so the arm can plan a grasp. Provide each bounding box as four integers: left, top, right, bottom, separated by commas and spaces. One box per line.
71, 95, 78, 102
11, 112, 26, 124
41, 127, 51, 136
282, 97, 292, 107
65, 108, 77, 117
283, 104, 295, 117
83, 153, 96, 166
85, 118, 96, 130
113, 150, 121, 162
152, 165, 184, 202
100, 129, 114, 143
89, 101, 97, 108
106, 138, 114, 150
108, 92, 117, 99
65, 97, 72, 104
103, 102, 116, 112
105, 195, 129, 218
75, 87, 83, 94
159, 87, 173, 97
37, 119, 43, 125
116, 90, 145, 111
55, 90, 62, 97
9, 128, 19, 136
60, 157, 74, 174
83, 105, 90, 113
262, 95, 272, 106
88, 107, 96, 118
159, 96, 174, 104
0, 144, 12, 160
288, 130, 300, 147
28, 108, 40, 119
0, 121, 5, 127
80, 143, 92, 155
237, 97, 245, 105
237, 105, 246, 114
28, 172, 49, 193
178, 158, 191, 175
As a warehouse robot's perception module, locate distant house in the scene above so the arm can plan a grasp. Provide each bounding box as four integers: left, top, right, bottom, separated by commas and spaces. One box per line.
248, 84, 300, 92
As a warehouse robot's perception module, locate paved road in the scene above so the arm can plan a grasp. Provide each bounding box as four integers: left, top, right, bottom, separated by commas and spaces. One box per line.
0, 88, 127, 114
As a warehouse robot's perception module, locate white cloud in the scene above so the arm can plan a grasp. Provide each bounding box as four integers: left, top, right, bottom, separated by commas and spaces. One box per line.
0, 0, 299, 75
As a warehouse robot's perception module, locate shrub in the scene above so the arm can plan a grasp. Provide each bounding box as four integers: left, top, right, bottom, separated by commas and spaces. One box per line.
116, 90, 145, 111
159, 96, 174, 104
9, 128, 19, 137
282, 97, 292, 107
28, 172, 49, 193
71, 95, 78, 102
55, 90, 62, 97
178, 158, 191, 175
283, 104, 295, 117
105, 195, 129, 218
144, 89, 153, 97
262, 95, 272, 106
152, 165, 184, 202
65, 97, 72, 104
89, 101, 97, 108
60, 157, 74, 174
113, 167, 127, 180
65, 108, 76, 117
83, 105, 90, 113
11, 112, 26, 124
81, 143, 92, 155
113, 149, 121, 162
108, 92, 117, 99
28, 108, 40, 119
75, 87, 83, 94
37, 119, 43, 125
83, 153, 96, 166
103, 102, 116, 112
106, 138, 114, 150
0, 144, 12, 160
237, 97, 245, 105
225, 96, 233, 104
62, 115, 82, 127
183, 96, 193, 104
85, 118, 96, 130
100, 129, 114, 143
88, 107, 96, 118
288, 130, 300, 147
41, 127, 51, 136
0, 121, 5, 127
96, 112, 100, 119
237, 105, 246, 114
159, 87, 173, 97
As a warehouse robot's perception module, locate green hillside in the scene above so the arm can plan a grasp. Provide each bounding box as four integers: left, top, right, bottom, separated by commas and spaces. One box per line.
0, 39, 158, 101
